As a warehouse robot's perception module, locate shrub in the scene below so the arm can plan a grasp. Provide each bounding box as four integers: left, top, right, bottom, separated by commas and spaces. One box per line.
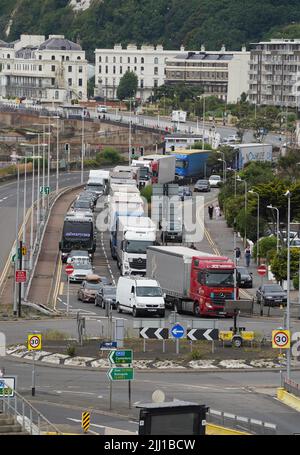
140, 185, 152, 203
66, 344, 77, 357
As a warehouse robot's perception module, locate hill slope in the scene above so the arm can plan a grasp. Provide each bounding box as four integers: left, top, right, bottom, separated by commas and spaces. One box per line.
1, 0, 300, 59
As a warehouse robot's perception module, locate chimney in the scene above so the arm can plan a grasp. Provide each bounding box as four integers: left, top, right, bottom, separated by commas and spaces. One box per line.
201, 44, 205, 52
221, 44, 226, 52
180, 45, 185, 52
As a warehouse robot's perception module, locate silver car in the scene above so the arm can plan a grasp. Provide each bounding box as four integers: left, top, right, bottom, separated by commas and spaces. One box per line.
69, 262, 94, 283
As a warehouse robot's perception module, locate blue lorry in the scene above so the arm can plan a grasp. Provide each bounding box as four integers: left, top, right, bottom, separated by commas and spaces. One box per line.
169, 149, 212, 183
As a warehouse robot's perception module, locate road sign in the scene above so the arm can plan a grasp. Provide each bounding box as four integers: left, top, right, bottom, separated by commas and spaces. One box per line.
171, 324, 185, 339
272, 330, 291, 349
15, 270, 27, 283
0, 377, 15, 397
40, 186, 50, 195
109, 350, 133, 365
27, 333, 42, 351
187, 328, 219, 341
81, 411, 90, 433
257, 264, 267, 277
107, 367, 134, 381
100, 341, 117, 350
21, 246, 27, 256
139, 328, 169, 340
65, 264, 74, 276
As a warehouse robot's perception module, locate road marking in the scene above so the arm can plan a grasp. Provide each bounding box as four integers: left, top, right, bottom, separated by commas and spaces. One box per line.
57, 391, 99, 396
53, 257, 62, 310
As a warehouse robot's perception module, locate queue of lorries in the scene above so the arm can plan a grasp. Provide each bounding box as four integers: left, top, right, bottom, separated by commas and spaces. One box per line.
58, 153, 237, 318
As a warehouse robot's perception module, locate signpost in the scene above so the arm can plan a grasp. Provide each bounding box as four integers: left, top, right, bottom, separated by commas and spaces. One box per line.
108, 349, 134, 410
257, 264, 267, 316
15, 270, 26, 283
100, 341, 117, 351
139, 327, 169, 353
272, 329, 291, 387
40, 186, 50, 195
187, 328, 219, 341
171, 324, 184, 354
65, 264, 74, 315
27, 333, 42, 396
0, 377, 15, 397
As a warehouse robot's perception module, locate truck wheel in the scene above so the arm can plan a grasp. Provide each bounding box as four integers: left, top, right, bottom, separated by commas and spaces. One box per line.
132, 307, 138, 318
117, 303, 122, 313
193, 303, 201, 317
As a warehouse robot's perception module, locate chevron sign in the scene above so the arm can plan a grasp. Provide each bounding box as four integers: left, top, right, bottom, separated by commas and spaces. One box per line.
187, 329, 219, 341
139, 327, 169, 340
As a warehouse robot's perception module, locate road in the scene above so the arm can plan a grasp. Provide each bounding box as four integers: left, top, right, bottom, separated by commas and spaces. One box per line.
0, 171, 89, 273
1, 357, 300, 434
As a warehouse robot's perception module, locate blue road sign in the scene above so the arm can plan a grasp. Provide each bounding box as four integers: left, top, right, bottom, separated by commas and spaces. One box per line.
100, 341, 117, 350
171, 324, 185, 339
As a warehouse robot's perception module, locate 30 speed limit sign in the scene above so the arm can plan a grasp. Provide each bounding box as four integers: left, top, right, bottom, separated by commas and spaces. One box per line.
27, 334, 42, 351
272, 330, 290, 349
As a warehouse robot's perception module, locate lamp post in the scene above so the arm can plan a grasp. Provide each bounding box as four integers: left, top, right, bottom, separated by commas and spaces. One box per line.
227, 167, 238, 197
248, 190, 260, 264
12, 158, 20, 315
284, 190, 291, 380
217, 158, 227, 182
202, 96, 205, 150
237, 177, 248, 246
267, 205, 279, 253
81, 110, 85, 184
128, 98, 133, 164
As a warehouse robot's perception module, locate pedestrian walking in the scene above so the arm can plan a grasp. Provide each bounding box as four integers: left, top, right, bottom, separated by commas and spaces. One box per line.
215, 205, 221, 219
190, 243, 197, 250
245, 246, 251, 267
235, 247, 241, 264
208, 205, 214, 220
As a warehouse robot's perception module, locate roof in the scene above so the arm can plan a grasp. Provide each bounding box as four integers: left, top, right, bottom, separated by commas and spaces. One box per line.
136, 400, 203, 409
170, 149, 212, 156
165, 133, 205, 139
117, 216, 155, 229
119, 276, 160, 285
170, 52, 234, 61
148, 245, 218, 258
232, 143, 272, 148
39, 37, 82, 51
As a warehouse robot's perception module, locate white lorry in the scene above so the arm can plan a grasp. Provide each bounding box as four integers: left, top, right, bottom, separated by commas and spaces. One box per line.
115, 216, 157, 276
138, 154, 176, 184
116, 276, 165, 317
86, 170, 109, 195
171, 110, 187, 123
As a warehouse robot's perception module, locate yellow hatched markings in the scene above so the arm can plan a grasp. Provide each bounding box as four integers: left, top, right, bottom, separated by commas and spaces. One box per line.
81, 411, 90, 433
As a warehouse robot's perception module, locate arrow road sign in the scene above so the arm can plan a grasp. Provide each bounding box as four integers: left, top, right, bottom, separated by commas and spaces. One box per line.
171, 324, 185, 339
107, 367, 134, 381
109, 350, 133, 365
139, 328, 169, 340
187, 328, 219, 341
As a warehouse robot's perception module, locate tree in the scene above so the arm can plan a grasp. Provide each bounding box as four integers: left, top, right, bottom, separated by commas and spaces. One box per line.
87, 76, 95, 99
117, 71, 138, 101
270, 248, 300, 283
252, 236, 277, 262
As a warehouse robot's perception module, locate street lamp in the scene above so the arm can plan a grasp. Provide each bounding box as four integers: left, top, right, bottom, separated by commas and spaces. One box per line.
217, 158, 227, 182
248, 190, 260, 264
237, 176, 248, 246
267, 205, 279, 253
11, 155, 20, 316
284, 189, 291, 380
227, 167, 238, 196
81, 110, 85, 184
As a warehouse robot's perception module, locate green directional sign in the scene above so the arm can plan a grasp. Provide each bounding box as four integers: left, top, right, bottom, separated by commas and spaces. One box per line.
107, 367, 134, 381
109, 350, 133, 365
40, 186, 50, 195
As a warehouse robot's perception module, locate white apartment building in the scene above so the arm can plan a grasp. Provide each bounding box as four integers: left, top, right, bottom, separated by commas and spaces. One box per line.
94, 44, 187, 101
0, 34, 88, 104
249, 39, 300, 108
165, 46, 250, 103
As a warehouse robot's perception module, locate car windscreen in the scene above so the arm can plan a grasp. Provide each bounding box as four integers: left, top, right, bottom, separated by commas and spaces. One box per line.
73, 263, 92, 270
136, 286, 163, 297
205, 271, 234, 286
125, 240, 154, 254
74, 200, 90, 208
196, 180, 208, 184
264, 285, 283, 292
85, 282, 102, 290
103, 288, 116, 297
237, 268, 248, 274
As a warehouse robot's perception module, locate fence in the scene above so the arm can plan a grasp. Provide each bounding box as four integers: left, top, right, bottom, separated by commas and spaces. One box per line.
207, 408, 277, 435
284, 378, 300, 398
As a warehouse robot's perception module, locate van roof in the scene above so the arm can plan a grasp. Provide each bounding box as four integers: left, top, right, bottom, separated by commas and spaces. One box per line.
118, 276, 159, 286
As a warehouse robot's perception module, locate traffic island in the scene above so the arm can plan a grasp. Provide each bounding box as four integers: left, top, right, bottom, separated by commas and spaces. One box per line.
277, 387, 300, 412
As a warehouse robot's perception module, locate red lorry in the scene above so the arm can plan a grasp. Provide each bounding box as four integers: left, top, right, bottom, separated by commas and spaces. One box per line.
146, 246, 238, 317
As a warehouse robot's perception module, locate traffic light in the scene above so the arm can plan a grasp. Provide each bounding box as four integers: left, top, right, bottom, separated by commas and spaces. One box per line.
130, 147, 136, 158
139, 146, 144, 157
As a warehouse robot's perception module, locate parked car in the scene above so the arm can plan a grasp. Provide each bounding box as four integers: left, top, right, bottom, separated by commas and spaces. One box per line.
69, 262, 94, 283
77, 279, 105, 303
95, 285, 117, 309
256, 284, 287, 307
208, 175, 222, 188
290, 238, 300, 248
236, 266, 253, 288
194, 179, 211, 192
178, 186, 192, 200
97, 105, 107, 113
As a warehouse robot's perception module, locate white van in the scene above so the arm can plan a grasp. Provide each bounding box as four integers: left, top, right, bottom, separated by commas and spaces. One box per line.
116, 276, 165, 317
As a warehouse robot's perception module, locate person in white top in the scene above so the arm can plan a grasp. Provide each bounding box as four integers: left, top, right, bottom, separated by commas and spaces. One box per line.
215, 205, 221, 219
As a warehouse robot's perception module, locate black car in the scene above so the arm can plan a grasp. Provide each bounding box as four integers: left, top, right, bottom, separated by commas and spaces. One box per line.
95, 285, 117, 309
256, 284, 287, 307
236, 266, 253, 288
194, 179, 211, 192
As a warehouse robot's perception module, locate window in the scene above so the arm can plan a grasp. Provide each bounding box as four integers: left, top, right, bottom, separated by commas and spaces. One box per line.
38, 55, 42, 60
105, 66, 108, 74
51, 65, 56, 72
154, 57, 158, 65
99, 65, 102, 73
51, 78, 55, 86
154, 67, 158, 75
39, 65, 42, 71
128, 57, 130, 63
68, 66, 72, 72
55, 90, 59, 99
68, 78, 72, 86
120, 66, 123, 74
120, 57, 122, 63
154, 80, 158, 88
113, 66, 116, 74
140, 79, 144, 88
99, 56, 102, 62
51, 55, 55, 60
141, 66, 144, 73
78, 78, 82, 86
134, 57, 137, 64
105, 56, 108, 63
66, 56, 69, 61
62, 56, 65, 61
77, 56, 81, 60
141, 57, 144, 64
134, 66, 137, 71
7, 64, 10, 70
7, 54, 10, 59
113, 56, 116, 63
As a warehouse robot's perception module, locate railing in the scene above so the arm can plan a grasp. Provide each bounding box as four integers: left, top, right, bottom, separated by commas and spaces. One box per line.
1, 381, 62, 435
284, 378, 300, 398
207, 408, 277, 435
